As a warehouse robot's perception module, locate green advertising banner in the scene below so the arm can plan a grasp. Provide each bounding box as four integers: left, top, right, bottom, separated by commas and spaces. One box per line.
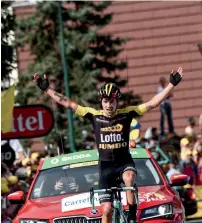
42, 148, 149, 170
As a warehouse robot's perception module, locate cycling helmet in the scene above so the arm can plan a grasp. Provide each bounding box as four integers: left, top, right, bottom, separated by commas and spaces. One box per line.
99, 83, 121, 99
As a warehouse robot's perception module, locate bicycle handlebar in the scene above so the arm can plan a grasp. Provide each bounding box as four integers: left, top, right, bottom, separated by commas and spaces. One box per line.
91, 187, 137, 193
90, 186, 139, 209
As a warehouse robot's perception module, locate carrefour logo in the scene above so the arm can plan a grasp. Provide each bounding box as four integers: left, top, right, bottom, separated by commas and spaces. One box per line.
50, 154, 91, 165
101, 124, 123, 132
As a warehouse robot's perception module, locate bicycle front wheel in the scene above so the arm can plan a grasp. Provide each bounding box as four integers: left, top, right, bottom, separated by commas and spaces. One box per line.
113, 208, 121, 223
112, 208, 127, 223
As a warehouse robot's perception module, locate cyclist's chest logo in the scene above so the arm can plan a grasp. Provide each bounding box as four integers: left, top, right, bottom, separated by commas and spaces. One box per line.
101, 133, 122, 143
100, 124, 124, 143
99, 124, 128, 149
101, 124, 123, 132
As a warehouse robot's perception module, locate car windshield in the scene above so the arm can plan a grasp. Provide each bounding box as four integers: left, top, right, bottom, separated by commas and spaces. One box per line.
30, 158, 162, 199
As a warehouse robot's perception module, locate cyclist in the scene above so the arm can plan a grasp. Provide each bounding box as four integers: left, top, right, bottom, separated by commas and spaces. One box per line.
33, 67, 183, 223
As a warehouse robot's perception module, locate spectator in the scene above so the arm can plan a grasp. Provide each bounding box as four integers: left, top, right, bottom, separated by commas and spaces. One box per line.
180, 138, 192, 161
1, 139, 27, 167
15, 167, 30, 193
81, 130, 96, 150
192, 149, 200, 165
193, 136, 202, 157
30, 152, 40, 164
54, 175, 90, 194
1, 176, 20, 221
129, 118, 141, 148
193, 114, 202, 163
1, 179, 11, 223
54, 177, 80, 194
166, 161, 181, 179
180, 151, 198, 185
197, 157, 202, 185
166, 161, 182, 193
157, 77, 174, 136
185, 117, 197, 142
21, 157, 31, 167
144, 127, 159, 149
1, 162, 12, 178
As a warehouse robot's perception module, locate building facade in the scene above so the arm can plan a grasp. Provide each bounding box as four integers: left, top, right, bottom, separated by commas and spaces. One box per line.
13, 1, 202, 135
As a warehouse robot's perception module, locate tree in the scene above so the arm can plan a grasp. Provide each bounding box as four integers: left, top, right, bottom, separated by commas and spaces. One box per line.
1, 1, 16, 88
15, 1, 142, 152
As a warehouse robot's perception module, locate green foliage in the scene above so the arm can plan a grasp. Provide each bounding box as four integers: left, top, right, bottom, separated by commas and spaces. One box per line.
15, 1, 142, 152
1, 1, 16, 85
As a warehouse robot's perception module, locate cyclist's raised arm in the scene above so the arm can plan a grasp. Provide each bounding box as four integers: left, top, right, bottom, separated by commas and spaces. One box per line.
46, 88, 78, 111
144, 67, 183, 112
33, 73, 78, 112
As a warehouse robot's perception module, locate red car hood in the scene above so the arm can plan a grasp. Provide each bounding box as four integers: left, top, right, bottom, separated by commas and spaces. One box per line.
138, 185, 174, 208
18, 185, 174, 220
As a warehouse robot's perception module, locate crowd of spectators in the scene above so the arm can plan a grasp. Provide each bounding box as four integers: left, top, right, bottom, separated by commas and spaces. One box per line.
1, 142, 55, 223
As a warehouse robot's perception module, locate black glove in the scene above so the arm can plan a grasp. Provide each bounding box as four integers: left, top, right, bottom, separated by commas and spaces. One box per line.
37, 77, 49, 91
170, 72, 182, 86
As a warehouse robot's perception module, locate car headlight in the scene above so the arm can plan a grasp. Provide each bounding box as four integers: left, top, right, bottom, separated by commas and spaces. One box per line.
140, 203, 174, 220
20, 220, 49, 223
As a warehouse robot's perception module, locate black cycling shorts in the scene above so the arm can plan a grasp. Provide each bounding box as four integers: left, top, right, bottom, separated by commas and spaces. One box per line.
98, 159, 137, 203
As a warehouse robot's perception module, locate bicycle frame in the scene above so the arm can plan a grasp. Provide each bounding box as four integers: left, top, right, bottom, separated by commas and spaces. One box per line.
112, 188, 128, 223
90, 186, 139, 223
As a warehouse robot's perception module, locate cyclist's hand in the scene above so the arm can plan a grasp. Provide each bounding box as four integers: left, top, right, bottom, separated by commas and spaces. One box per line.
170, 67, 183, 86
55, 179, 63, 191
33, 73, 49, 91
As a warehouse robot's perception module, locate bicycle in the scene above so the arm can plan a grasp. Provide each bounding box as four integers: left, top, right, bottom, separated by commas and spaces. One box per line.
90, 185, 139, 223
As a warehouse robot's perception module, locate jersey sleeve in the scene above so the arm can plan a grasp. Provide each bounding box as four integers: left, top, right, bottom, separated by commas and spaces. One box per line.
124, 104, 147, 116
134, 104, 147, 115
75, 105, 98, 120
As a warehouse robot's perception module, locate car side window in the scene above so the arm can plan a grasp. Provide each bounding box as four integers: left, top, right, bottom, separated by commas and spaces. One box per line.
134, 159, 162, 186
32, 176, 45, 198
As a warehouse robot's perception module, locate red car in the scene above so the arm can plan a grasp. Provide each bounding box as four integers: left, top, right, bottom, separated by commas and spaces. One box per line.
8, 148, 189, 223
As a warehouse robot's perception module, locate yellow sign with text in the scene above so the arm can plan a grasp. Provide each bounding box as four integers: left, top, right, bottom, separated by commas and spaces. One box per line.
70, 161, 98, 168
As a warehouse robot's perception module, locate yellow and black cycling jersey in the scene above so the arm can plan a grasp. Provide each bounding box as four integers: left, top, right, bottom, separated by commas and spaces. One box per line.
75, 104, 147, 162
